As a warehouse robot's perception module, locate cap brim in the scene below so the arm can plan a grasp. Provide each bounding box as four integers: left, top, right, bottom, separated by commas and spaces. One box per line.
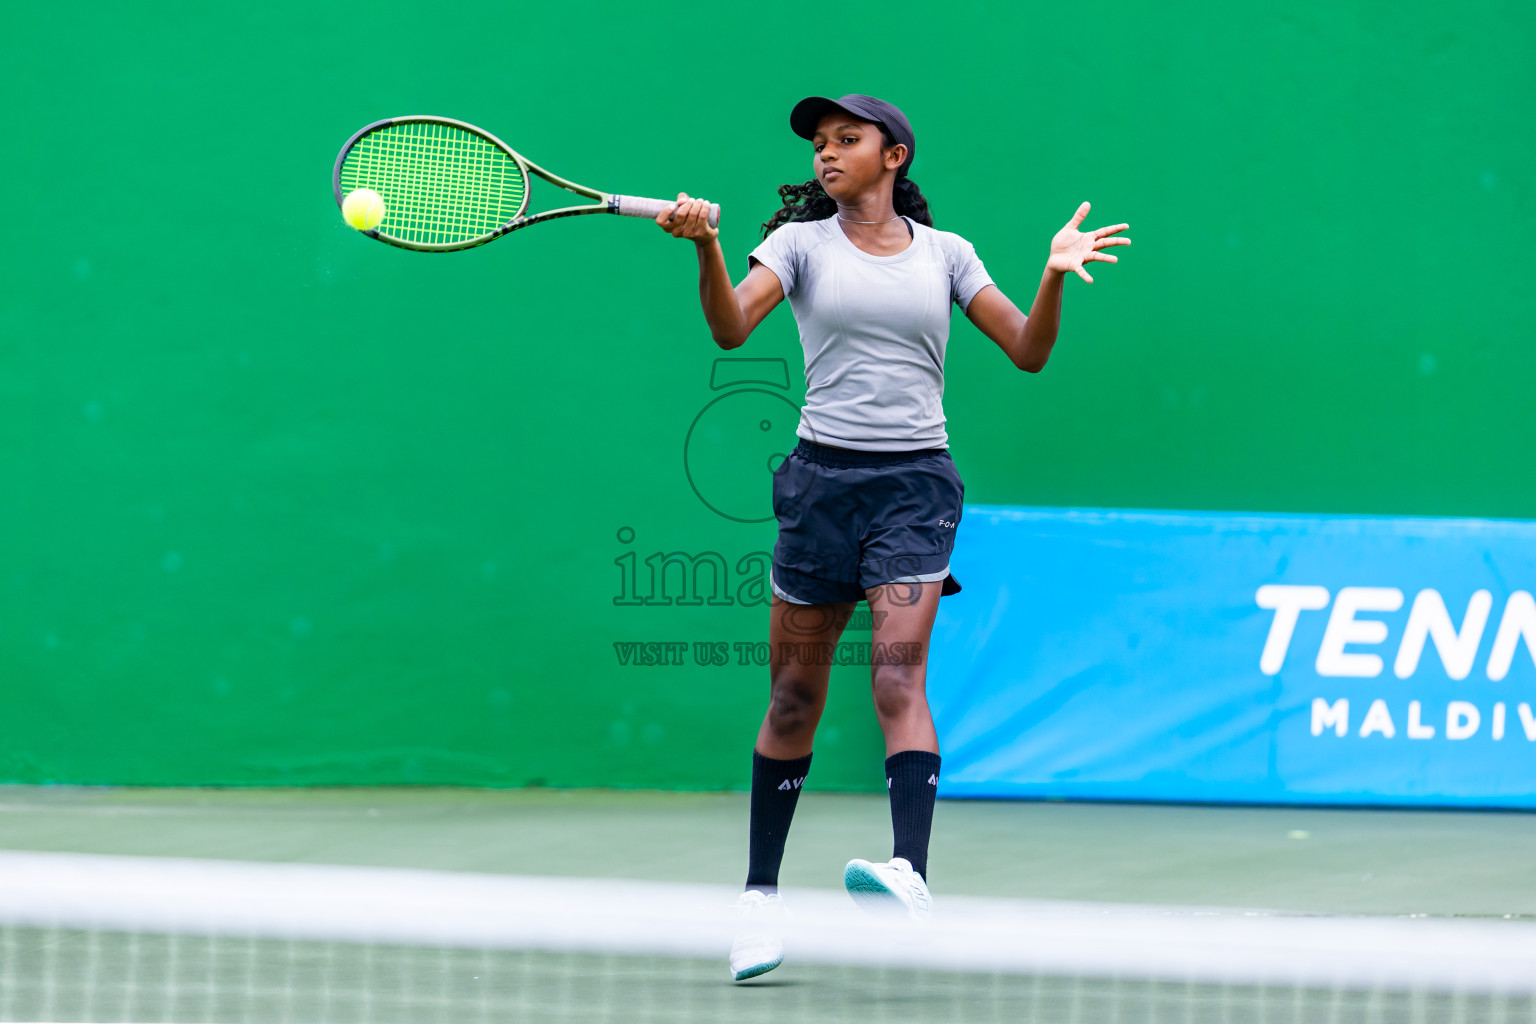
789, 96, 844, 141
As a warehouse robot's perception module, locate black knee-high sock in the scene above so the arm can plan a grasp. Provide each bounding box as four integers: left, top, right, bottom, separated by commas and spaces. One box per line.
887, 749, 941, 881
745, 750, 812, 892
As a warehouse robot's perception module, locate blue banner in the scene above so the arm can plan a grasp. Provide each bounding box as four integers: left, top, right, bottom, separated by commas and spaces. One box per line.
929, 507, 1536, 807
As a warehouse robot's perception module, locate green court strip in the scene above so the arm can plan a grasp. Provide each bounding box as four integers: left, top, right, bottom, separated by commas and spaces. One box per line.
1, 786, 1533, 918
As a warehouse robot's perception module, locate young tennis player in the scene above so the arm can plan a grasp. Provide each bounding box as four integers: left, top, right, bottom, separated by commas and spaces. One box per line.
657, 94, 1129, 981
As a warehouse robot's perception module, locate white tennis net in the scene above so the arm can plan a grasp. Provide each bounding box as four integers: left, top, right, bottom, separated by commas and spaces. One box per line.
2, 850, 1532, 1023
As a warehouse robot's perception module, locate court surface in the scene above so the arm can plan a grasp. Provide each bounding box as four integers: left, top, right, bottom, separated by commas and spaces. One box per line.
2, 785, 1532, 915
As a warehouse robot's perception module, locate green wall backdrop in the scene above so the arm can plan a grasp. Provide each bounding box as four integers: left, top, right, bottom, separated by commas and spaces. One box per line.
3, 2, 1532, 789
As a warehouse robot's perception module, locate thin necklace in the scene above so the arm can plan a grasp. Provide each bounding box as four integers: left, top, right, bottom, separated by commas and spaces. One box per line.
837, 214, 903, 225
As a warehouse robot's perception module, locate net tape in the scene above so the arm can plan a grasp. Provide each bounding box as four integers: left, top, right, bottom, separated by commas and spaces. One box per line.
2, 851, 1532, 996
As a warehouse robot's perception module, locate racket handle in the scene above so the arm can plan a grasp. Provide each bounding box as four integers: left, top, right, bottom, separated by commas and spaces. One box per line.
614, 195, 720, 229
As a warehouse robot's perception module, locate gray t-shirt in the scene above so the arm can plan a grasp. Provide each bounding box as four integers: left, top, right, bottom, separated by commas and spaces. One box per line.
748, 216, 994, 451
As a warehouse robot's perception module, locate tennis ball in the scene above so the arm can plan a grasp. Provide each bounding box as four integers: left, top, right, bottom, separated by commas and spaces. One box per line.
342, 188, 386, 231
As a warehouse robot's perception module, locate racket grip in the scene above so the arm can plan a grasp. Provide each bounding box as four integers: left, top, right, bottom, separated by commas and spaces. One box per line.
614, 195, 720, 229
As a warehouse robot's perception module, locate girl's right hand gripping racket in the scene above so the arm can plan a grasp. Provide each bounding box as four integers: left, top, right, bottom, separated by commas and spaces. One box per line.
333, 115, 719, 252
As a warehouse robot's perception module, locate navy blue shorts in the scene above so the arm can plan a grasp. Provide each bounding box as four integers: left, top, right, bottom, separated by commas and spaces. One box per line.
770, 438, 964, 605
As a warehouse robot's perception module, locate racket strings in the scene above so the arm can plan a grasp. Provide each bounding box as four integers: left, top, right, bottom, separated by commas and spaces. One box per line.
339, 122, 527, 246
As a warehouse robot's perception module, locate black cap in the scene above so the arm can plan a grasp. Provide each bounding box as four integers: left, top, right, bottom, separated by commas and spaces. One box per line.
789, 94, 916, 177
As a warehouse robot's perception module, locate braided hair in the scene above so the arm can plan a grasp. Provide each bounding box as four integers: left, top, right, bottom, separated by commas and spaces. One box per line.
761, 127, 933, 237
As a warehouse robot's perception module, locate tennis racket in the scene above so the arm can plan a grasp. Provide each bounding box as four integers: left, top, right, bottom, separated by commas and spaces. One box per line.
332, 115, 719, 252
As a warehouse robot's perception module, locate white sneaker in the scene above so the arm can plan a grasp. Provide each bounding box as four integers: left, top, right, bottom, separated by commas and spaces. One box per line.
729, 890, 785, 981
843, 857, 932, 919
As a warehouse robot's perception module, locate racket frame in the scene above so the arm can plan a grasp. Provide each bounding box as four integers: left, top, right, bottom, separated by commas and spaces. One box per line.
332, 115, 687, 252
